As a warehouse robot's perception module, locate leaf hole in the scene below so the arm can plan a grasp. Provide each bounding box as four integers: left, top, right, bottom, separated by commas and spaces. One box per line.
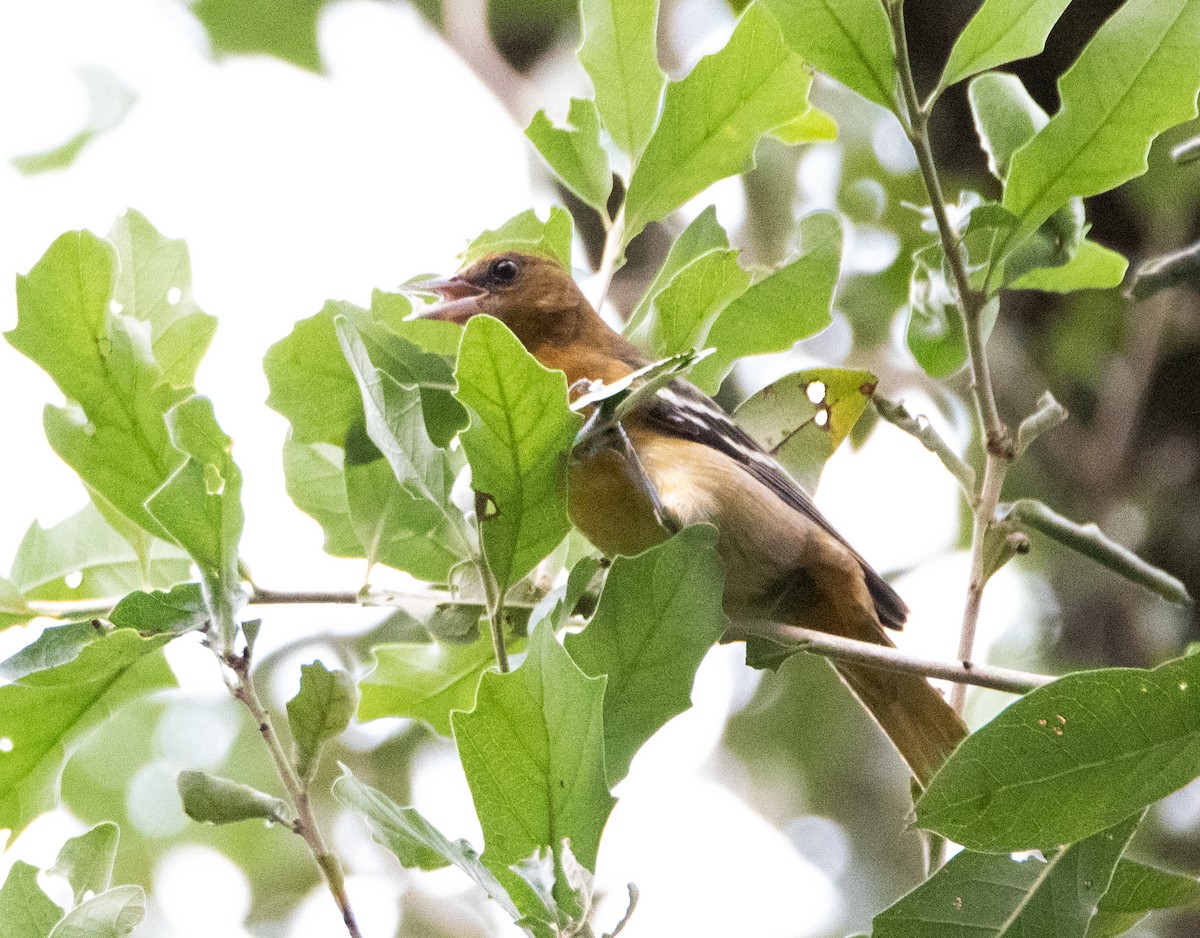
0, 738, 12, 753
109, 299, 123, 314
1181, 682, 1189, 692
64, 570, 83, 589
167, 286, 182, 305
814, 409, 829, 428
805, 381, 826, 405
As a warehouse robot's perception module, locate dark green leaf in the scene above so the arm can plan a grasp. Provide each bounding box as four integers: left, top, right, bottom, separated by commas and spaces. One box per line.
623, 4, 812, 244
1089, 859, 1200, 938
108, 583, 207, 636
176, 770, 290, 826
690, 211, 841, 393
917, 653, 1200, 851
286, 661, 356, 779
452, 623, 614, 899
578, 0, 665, 160
1126, 239, 1200, 302
734, 368, 877, 492
0, 629, 175, 838
333, 768, 519, 918
0, 860, 62, 938
526, 98, 613, 212
761, 0, 895, 110
875, 814, 1139, 937
454, 316, 583, 591
564, 526, 726, 785
49, 822, 119, 905
47, 885, 144, 938
940, 0, 1072, 91
999, 0, 1200, 258
462, 208, 573, 271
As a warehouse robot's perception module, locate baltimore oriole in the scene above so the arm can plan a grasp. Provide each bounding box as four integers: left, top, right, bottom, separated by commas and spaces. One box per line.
417, 250, 967, 784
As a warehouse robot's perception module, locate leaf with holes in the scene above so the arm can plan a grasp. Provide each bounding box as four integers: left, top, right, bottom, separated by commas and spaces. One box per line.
734, 368, 877, 492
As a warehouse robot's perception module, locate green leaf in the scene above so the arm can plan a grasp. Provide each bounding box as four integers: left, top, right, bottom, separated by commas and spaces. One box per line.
9, 229, 190, 542
0, 624, 104, 682
1010, 239, 1128, 292
106, 210, 217, 389
286, 661, 357, 779
280, 439, 361, 557
462, 208, 573, 271
969, 72, 1048, 182
770, 104, 839, 144
0, 860, 62, 938
10, 502, 191, 604
563, 526, 726, 785
940, 0, 1072, 91
333, 768, 519, 918
49, 822, 119, 905
11, 67, 135, 176
999, 0, 1200, 258
0, 629, 175, 838
633, 248, 749, 359
1089, 859, 1200, 938
734, 368, 877, 492
358, 632, 502, 736
906, 246, 998, 378
626, 206, 730, 337
0, 577, 34, 631
1127, 239, 1200, 301
623, 4, 812, 244
108, 583, 207, 636
47, 885, 144, 938
526, 98, 613, 212
578, 0, 665, 160
452, 623, 614, 896
454, 316, 583, 591
761, 0, 896, 110
874, 814, 1140, 938
336, 319, 471, 580
690, 211, 841, 393
192, 0, 323, 72
176, 770, 290, 826
916, 652, 1200, 851
144, 396, 243, 596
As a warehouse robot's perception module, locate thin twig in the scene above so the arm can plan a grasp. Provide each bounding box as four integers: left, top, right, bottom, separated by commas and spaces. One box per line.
874, 396, 976, 498
589, 204, 626, 311
738, 620, 1053, 695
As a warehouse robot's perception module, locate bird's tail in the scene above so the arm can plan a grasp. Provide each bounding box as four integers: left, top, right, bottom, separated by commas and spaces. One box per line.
833, 656, 968, 787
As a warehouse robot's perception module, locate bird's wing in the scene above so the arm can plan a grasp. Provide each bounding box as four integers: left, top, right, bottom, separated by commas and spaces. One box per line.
637, 379, 909, 630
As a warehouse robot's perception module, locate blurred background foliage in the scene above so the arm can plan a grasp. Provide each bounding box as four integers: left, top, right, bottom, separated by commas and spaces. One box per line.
11, 0, 1199, 936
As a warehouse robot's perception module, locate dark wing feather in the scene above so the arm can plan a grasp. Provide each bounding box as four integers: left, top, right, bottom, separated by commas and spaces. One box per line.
639, 380, 909, 630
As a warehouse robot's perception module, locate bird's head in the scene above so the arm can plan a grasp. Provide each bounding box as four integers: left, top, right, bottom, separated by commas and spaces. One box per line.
413, 251, 594, 351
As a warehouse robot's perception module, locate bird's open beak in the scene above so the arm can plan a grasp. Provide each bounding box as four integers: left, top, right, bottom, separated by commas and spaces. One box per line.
408, 275, 488, 324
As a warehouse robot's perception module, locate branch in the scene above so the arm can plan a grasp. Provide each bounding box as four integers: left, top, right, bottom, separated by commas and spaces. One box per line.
874, 396, 976, 498
1014, 391, 1069, 458
738, 619, 1053, 695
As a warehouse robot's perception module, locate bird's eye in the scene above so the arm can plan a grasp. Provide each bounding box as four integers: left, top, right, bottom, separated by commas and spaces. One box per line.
489, 257, 520, 284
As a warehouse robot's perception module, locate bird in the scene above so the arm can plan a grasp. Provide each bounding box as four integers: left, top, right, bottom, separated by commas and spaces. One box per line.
416, 249, 968, 785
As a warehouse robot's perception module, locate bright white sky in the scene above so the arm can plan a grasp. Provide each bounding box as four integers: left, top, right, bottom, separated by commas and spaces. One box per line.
0, 2, 1035, 936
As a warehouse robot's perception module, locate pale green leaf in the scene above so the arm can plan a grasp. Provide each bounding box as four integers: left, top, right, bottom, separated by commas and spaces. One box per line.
940, 0, 1072, 91
690, 211, 841, 393
176, 770, 289, 826
633, 248, 749, 359
0, 577, 35, 631
47, 885, 144, 938
286, 661, 356, 779
454, 316, 583, 591
108, 583, 207, 636
462, 208, 573, 271
969, 72, 1048, 181
770, 104, 839, 144
0, 624, 102, 682
0, 860, 62, 938
735, 368, 876, 492
917, 652, 1200, 851
1010, 239, 1128, 292
0, 629, 175, 838
578, 0, 664, 160
624, 4, 812, 244
280, 439, 361, 557
452, 623, 614, 904
50, 822, 119, 905
564, 526, 726, 785
761, 0, 895, 110
875, 814, 1140, 937
1089, 859, 1200, 938
1000, 0, 1200, 257
526, 98, 613, 212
